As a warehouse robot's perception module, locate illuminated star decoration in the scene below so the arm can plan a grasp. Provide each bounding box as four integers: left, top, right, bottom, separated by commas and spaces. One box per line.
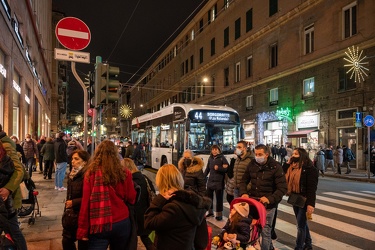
344, 46, 369, 83
119, 104, 132, 118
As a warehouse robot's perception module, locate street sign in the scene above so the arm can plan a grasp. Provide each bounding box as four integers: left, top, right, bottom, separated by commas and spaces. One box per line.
54, 48, 90, 64
55, 17, 91, 51
364, 115, 375, 127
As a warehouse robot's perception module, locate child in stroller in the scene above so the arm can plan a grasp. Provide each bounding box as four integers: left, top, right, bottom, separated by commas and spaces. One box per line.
212, 198, 266, 250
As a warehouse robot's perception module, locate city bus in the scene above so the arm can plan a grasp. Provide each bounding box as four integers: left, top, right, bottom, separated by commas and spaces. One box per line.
131, 103, 241, 169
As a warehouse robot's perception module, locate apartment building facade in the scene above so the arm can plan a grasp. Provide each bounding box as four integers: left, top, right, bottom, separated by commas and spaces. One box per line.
129, 0, 375, 169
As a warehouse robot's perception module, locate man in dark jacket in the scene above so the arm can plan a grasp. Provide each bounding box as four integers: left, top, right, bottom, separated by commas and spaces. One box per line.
54, 132, 68, 191
21, 133, 39, 178
37, 135, 46, 173
239, 144, 287, 250
0, 124, 27, 250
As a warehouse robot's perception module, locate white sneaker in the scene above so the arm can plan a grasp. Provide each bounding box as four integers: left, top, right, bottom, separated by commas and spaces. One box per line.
58, 187, 67, 191
54, 186, 58, 190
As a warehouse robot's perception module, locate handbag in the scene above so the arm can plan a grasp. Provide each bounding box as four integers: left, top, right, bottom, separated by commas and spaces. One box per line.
144, 175, 156, 203
61, 208, 78, 231
287, 193, 307, 208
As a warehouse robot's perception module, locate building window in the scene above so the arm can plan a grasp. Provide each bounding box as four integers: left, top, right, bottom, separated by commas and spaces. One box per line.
337, 108, 357, 120
211, 76, 215, 93
207, 11, 211, 25
342, 2, 357, 39
199, 47, 204, 64
246, 95, 253, 110
224, 27, 229, 47
212, 4, 217, 21
211, 38, 216, 56
304, 24, 314, 54
338, 68, 356, 92
269, 88, 278, 106
224, 67, 229, 87
235, 18, 241, 40
181, 63, 184, 76
303, 77, 315, 97
269, 43, 278, 68
235, 62, 241, 83
246, 55, 253, 78
246, 8, 253, 32
269, 0, 278, 17
191, 29, 195, 41
185, 59, 189, 74
199, 18, 204, 33
190, 55, 194, 70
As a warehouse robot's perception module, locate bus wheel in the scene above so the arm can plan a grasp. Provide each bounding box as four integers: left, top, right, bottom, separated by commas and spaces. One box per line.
161, 156, 168, 167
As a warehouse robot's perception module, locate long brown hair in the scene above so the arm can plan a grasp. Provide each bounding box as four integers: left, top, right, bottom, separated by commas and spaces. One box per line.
86, 140, 126, 186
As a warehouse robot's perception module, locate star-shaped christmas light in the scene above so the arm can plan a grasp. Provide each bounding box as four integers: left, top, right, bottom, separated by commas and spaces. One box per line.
119, 104, 132, 118
344, 46, 369, 83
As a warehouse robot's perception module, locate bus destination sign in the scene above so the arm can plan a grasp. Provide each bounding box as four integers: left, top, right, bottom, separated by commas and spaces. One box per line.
189, 110, 238, 123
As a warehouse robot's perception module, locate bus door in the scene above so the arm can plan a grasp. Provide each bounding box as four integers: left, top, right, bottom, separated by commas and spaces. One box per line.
172, 120, 185, 166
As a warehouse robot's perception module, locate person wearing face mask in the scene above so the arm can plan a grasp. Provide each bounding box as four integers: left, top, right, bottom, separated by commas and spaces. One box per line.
62, 149, 91, 250
225, 141, 254, 204
178, 150, 206, 196
284, 148, 318, 250
21, 134, 39, 178
239, 144, 287, 250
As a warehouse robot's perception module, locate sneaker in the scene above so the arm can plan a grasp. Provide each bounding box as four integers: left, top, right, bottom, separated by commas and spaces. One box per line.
54, 186, 58, 190
58, 187, 67, 191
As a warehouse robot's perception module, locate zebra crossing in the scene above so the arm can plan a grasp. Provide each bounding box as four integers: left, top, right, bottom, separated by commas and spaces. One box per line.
207, 190, 375, 250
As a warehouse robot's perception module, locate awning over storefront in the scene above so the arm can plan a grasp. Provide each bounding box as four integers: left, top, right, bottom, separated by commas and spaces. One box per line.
287, 129, 318, 138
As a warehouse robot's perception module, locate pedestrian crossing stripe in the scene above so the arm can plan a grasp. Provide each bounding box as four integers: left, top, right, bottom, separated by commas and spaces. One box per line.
323, 192, 375, 205
344, 191, 375, 198
315, 194, 373, 212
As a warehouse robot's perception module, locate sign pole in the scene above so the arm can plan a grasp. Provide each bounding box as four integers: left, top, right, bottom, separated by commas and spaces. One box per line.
368, 127, 371, 179
71, 62, 88, 150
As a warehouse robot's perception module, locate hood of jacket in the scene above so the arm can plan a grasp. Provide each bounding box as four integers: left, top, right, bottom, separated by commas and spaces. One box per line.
178, 156, 204, 174
170, 189, 211, 226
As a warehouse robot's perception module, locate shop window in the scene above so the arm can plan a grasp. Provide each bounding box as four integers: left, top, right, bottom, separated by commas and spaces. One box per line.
303, 77, 315, 97
269, 88, 278, 106
342, 2, 357, 39
246, 95, 253, 110
304, 24, 314, 54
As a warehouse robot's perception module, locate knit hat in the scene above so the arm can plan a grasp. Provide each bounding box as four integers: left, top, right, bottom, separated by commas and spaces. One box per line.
233, 202, 249, 217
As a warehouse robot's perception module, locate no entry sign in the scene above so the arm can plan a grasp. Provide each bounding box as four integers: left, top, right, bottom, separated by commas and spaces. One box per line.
55, 17, 91, 51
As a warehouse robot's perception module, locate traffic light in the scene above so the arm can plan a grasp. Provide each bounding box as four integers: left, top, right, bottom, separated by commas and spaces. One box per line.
94, 62, 120, 106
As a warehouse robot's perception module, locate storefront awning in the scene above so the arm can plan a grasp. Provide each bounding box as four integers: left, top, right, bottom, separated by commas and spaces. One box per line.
287, 129, 318, 138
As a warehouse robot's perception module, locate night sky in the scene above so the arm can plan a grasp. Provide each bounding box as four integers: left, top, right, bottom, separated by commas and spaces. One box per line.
52, 0, 207, 113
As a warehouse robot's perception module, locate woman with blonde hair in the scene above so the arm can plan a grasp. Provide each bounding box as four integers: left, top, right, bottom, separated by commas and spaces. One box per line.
76, 140, 137, 250
145, 164, 211, 250
122, 158, 155, 250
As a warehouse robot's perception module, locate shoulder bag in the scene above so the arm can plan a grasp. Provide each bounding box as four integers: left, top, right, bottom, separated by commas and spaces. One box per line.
287, 193, 307, 208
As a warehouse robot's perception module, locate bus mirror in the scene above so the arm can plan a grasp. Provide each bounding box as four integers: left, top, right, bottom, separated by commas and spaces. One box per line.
186, 120, 190, 131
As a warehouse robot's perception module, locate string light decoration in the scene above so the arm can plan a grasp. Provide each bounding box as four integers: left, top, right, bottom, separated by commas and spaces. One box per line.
344, 46, 369, 83
119, 104, 132, 118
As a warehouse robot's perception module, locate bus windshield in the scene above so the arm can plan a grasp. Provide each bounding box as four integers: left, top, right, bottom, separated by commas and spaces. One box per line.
188, 122, 238, 154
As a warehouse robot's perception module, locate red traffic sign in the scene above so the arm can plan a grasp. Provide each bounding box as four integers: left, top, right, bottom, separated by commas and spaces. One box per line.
55, 17, 91, 51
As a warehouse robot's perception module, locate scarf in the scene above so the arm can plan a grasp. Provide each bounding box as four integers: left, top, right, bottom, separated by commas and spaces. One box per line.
285, 162, 302, 195
89, 168, 112, 234
69, 166, 83, 179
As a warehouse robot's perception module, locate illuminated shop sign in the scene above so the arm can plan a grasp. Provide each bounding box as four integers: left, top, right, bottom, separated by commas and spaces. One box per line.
276, 107, 292, 121
189, 110, 239, 123
0, 64, 6, 78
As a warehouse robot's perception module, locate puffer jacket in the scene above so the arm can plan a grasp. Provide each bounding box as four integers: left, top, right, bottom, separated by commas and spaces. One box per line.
239, 156, 287, 209
0, 132, 25, 209
178, 156, 206, 196
204, 153, 229, 190
226, 152, 254, 196
144, 189, 211, 250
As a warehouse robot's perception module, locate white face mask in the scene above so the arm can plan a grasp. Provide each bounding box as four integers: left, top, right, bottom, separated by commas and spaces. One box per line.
255, 157, 266, 165
235, 148, 243, 156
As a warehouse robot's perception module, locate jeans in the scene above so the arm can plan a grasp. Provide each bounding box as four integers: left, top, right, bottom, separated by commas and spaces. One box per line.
88, 218, 131, 250
260, 207, 276, 250
293, 205, 312, 250
0, 213, 28, 250
325, 159, 335, 172
25, 157, 35, 178
206, 188, 224, 216
55, 162, 67, 188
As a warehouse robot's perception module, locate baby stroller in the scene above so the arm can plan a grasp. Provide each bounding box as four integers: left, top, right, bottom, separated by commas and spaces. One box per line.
18, 178, 41, 225
212, 197, 266, 250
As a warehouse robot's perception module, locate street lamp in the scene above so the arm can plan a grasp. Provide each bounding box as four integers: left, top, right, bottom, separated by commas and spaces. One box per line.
75, 115, 83, 124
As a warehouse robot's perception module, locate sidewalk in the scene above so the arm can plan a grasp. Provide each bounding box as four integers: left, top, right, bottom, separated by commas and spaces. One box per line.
21, 172, 147, 250
323, 167, 375, 183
